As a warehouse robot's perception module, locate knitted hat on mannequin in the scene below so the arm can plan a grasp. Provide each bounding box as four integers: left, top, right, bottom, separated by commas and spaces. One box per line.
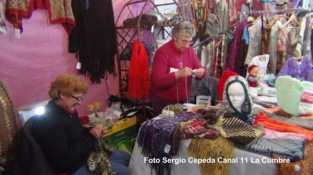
217, 70, 238, 101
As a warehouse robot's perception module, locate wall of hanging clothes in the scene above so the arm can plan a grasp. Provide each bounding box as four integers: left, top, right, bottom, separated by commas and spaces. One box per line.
0, 0, 131, 115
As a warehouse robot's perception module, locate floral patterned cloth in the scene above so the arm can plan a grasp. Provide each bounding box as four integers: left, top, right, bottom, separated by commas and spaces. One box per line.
5, 0, 74, 32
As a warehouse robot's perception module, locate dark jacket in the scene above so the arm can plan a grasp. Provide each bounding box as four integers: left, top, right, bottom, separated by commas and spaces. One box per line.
6, 118, 56, 175
31, 100, 96, 174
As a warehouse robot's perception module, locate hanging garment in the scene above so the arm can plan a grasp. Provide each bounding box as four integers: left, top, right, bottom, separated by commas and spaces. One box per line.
200, 41, 214, 73
245, 18, 262, 65
191, 0, 209, 36
69, 0, 117, 83
214, 0, 229, 33
127, 40, 150, 100
302, 17, 312, 57
268, 18, 287, 73
5, 0, 74, 32
177, 0, 194, 22
226, 19, 246, 71
278, 57, 313, 82
0, 1, 6, 34
286, 23, 301, 58
260, 17, 271, 54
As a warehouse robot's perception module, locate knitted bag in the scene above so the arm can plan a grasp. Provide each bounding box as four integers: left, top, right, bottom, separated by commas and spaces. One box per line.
87, 138, 113, 175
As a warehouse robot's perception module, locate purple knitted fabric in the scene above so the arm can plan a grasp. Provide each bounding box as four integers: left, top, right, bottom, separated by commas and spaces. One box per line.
278, 57, 313, 82
137, 112, 198, 175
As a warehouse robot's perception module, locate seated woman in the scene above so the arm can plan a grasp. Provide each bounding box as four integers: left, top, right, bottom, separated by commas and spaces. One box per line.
31, 74, 130, 175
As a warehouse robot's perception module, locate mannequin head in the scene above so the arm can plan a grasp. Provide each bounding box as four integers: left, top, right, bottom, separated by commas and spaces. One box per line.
227, 82, 245, 112
223, 76, 252, 122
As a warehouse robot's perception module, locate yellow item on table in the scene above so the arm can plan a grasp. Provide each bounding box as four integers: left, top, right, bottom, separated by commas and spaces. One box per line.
104, 117, 137, 137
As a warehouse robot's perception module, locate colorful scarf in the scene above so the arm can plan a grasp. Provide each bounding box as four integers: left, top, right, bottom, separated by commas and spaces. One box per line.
137, 112, 197, 175
6, 0, 75, 32
215, 116, 262, 146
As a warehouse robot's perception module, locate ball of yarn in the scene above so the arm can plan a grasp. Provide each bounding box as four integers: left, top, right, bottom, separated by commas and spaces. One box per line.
294, 164, 301, 173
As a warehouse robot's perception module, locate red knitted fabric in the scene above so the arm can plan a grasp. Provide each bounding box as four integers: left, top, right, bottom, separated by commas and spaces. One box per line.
217, 70, 238, 101
127, 40, 150, 100
255, 112, 313, 140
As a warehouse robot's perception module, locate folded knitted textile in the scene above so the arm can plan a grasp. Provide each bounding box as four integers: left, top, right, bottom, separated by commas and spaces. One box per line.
245, 138, 304, 162
271, 114, 313, 130
255, 112, 313, 140
137, 112, 198, 175
162, 104, 184, 116
215, 116, 263, 146
263, 128, 307, 141
179, 118, 220, 139
187, 137, 234, 175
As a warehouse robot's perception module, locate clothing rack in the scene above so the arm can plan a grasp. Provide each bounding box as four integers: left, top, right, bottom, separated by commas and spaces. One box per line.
192, 33, 225, 48
249, 8, 313, 15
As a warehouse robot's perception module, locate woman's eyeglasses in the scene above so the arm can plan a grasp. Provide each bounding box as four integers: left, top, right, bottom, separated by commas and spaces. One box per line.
71, 95, 83, 102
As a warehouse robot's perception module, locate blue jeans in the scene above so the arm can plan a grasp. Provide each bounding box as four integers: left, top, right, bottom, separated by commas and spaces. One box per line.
110, 151, 130, 175
73, 151, 130, 175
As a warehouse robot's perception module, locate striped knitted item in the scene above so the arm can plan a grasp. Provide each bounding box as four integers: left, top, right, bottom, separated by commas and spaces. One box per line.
216, 117, 261, 145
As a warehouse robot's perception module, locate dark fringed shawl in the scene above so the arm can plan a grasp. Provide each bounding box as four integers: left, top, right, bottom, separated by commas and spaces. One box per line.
69, 0, 117, 83
137, 112, 197, 175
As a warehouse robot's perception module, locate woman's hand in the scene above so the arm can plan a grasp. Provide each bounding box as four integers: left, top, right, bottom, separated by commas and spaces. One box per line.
89, 124, 105, 138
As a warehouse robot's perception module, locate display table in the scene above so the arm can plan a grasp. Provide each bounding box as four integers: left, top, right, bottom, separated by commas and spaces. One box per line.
129, 139, 277, 175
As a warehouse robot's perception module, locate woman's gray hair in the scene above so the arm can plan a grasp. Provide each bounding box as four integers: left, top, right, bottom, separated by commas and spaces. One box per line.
172, 21, 195, 37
